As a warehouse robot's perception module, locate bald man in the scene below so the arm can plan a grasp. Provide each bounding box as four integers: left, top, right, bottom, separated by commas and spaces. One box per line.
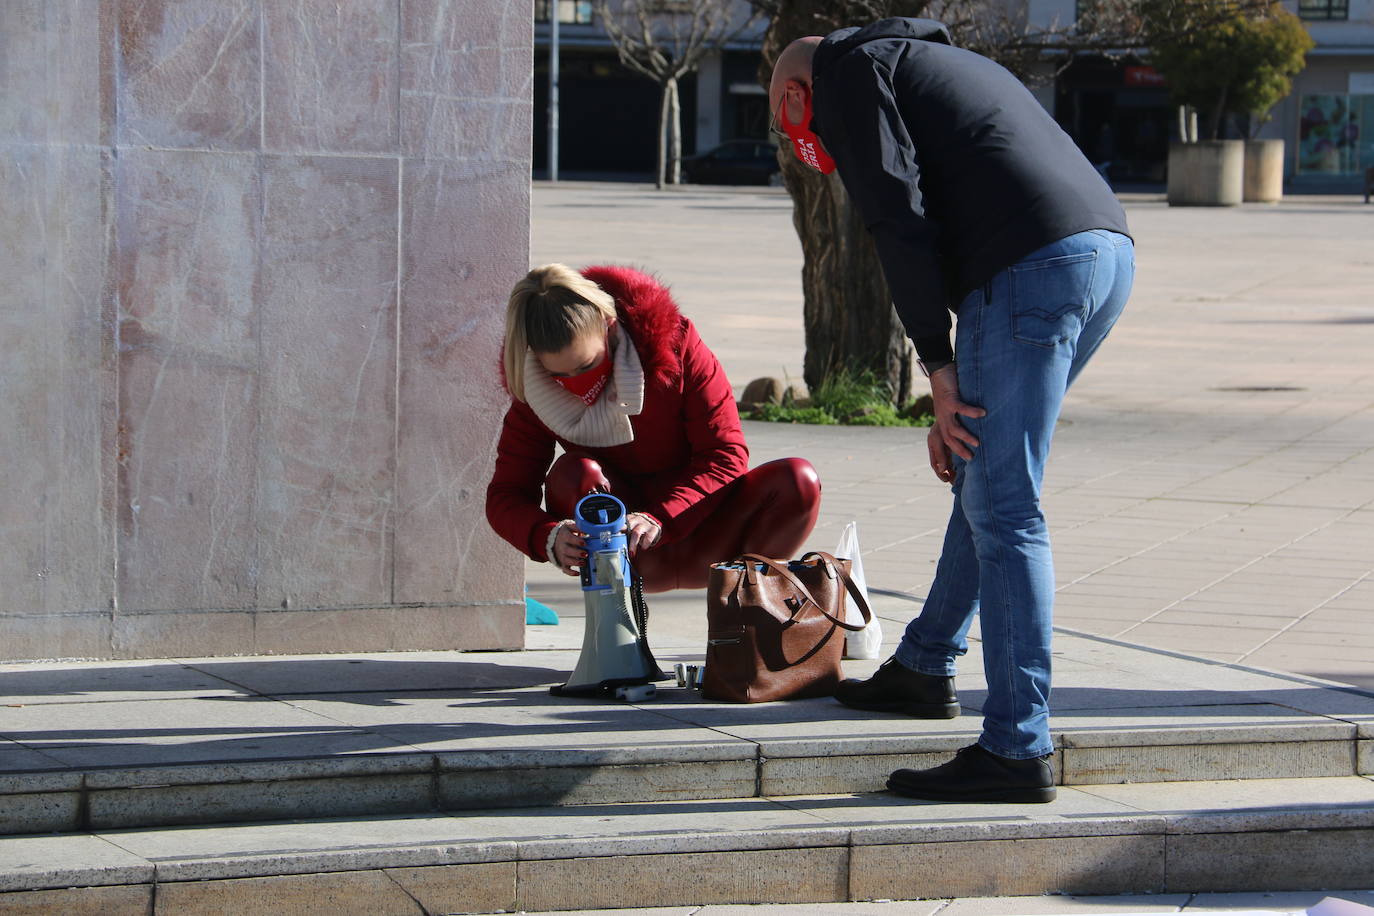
771, 18, 1134, 803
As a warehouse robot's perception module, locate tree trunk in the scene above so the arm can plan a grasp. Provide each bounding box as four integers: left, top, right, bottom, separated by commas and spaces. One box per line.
1206, 86, 1228, 140
790, 172, 913, 401
656, 78, 671, 190
762, 2, 913, 403
667, 76, 681, 185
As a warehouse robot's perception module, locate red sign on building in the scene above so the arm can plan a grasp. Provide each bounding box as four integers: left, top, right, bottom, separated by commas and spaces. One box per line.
1125, 66, 1167, 87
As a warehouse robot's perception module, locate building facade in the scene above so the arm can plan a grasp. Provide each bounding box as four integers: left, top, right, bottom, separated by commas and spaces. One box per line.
540, 0, 1373, 190
1273, 0, 1374, 188
534, 0, 768, 179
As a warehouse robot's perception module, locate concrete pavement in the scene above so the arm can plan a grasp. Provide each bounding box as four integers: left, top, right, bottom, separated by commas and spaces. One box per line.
531, 182, 1374, 692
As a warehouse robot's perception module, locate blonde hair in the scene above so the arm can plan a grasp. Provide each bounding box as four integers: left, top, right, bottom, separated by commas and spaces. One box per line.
504, 264, 617, 403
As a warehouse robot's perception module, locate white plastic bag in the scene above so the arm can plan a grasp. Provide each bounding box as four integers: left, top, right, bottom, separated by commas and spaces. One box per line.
836, 521, 883, 659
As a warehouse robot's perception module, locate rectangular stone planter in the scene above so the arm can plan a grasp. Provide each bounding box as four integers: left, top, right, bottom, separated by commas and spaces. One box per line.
1168, 140, 1244, 206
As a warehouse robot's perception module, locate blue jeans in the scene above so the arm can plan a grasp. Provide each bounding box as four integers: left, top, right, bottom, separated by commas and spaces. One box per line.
895, 229, 1135, 759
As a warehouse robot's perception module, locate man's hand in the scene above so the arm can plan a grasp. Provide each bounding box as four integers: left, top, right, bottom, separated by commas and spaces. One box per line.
625, 512, 662, 557
552, 522, 586, 576
927, 364, 985, 480
928, 421, 955, 483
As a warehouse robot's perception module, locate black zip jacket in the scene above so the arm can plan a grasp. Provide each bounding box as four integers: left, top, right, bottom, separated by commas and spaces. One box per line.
811, 18, 1131, 364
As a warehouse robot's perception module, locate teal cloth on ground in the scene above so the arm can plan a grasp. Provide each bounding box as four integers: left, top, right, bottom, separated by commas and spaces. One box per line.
525, 596, 559, 625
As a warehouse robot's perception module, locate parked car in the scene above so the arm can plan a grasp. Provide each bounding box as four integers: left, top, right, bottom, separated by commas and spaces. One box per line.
681, 139, 781, 186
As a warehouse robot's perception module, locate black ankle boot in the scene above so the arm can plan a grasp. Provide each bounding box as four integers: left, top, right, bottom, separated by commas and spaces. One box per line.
834, 657, 959, 718
887, 743, 1056, 803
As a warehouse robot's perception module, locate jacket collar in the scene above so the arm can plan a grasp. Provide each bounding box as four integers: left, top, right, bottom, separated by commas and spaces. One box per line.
579, 264, 687, 390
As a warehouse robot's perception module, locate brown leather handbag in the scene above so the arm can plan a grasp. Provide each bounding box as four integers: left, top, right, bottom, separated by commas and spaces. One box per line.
702, 551, 873, 703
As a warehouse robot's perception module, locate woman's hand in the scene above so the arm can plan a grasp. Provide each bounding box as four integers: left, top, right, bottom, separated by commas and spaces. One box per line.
625, 512, 662, 557
551, 521, 587, 576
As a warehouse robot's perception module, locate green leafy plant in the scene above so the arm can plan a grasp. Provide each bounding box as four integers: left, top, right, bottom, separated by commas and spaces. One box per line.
743, 369, 934, 427
748, 403, 839, 425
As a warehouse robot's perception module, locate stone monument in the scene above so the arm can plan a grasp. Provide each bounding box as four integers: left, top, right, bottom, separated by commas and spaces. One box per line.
0, 1, 530, 659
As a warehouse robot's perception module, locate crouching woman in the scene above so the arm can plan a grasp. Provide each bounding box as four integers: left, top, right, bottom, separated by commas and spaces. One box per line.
486, 263, 820, 592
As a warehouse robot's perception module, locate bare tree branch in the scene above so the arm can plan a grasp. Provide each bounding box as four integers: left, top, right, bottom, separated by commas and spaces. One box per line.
594, 0, 764, 186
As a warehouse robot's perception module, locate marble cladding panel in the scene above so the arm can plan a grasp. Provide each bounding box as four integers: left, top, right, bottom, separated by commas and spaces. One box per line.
0, 2, 46, 142
115, 0, 260, 150
0, 0, 105, 145
399, 0, 532, 161
1, 146, 113, 620
394, 159, 526, 606
0, 146, 52, 614
253, 607, 396, 655
112, 610, 255, 660
263, 0, 399, 154
0, 614, 112, 662
256, 155, 398, 609
389, 604, 525, 651
43, 148, 116, 617
115, 148, 261, 612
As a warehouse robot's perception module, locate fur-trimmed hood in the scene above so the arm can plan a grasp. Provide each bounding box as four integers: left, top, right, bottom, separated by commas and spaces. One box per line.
581, 265, 687, 390
499, 265, 688, 395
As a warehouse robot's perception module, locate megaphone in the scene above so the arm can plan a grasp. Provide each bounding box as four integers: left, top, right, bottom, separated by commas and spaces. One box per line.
551, 492, 668, 697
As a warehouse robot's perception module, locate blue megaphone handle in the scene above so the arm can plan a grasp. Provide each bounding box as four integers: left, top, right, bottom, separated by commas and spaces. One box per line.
574, 492, 632, 592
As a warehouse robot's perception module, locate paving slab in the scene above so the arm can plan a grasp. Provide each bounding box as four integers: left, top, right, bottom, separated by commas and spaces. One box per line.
1186, 891, 1374, 912
281, 688, 753, 754
0, 659, 251, 704
0, 834, 153, 893
177, 652, 571, 696
935, 896, 1190, 915
698, 906, 943, 916
1053, 705, 1352, 746
0, 695, 396, 768
0, 740, 66, 772
773, 788, 1145, 829
1078, 775, 1374, 827
103, 814, 518, 882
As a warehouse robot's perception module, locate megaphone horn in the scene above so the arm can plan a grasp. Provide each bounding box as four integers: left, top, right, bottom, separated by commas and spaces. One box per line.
550, 492, 668, 698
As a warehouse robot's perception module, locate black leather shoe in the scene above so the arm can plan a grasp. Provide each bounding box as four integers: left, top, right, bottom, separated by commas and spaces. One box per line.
887, 744, 1056, 803
834, 657, 960, 718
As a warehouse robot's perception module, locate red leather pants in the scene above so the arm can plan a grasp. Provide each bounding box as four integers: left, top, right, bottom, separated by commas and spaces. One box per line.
545, 456, 822, 592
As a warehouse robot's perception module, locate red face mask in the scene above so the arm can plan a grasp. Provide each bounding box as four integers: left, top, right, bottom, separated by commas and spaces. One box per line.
554, 350, 613, 406
780, 90, 836, 174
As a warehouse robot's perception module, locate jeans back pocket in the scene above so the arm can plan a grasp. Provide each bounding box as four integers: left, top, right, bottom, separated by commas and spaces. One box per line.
1008, 251, 1098, 348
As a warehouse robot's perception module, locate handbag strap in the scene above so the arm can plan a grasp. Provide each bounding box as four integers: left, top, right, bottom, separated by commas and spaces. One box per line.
802, 550, 874, 628
739, 552, 870, 632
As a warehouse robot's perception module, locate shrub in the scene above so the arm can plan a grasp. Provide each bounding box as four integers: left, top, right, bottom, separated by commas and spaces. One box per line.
743, 369, 934, 427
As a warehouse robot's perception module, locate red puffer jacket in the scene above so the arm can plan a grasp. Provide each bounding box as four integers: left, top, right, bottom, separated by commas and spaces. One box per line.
485, 265, 749, 562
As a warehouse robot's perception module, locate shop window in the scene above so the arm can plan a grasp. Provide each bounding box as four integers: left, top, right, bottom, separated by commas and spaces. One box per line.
536, 0, 594, 24
1297, 94, 1371, 174
1298, 0, 1348, 19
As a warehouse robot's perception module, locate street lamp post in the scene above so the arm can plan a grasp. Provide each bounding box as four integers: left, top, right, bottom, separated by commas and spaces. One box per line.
549, 2, 560, 182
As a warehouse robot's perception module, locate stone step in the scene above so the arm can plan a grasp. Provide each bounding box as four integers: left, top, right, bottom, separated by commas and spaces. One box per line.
4, 622, 1372, 838
2, 776, 1373, 914
3, 699, 1371, 838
